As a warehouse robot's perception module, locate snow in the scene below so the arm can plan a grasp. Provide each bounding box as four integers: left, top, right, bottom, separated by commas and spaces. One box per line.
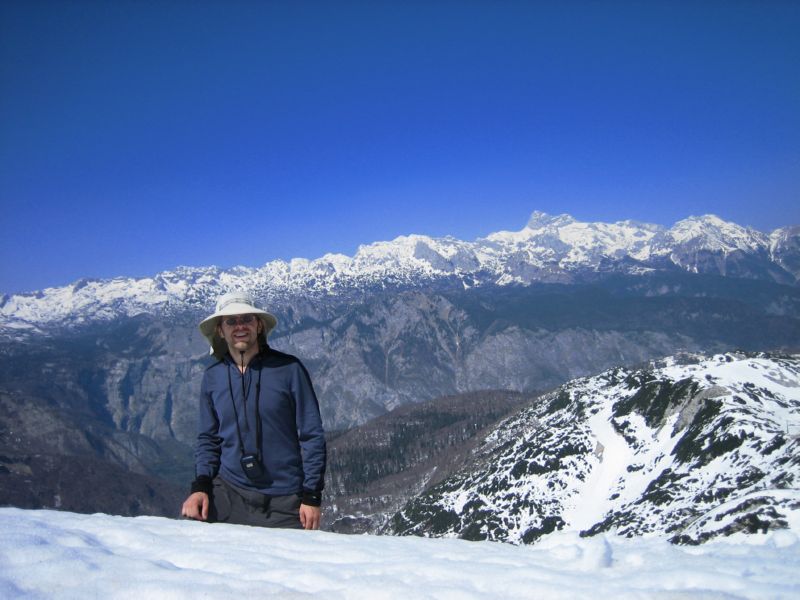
667, 216, 768, 252
1, 508, 799, 599
561, 401, 636, 531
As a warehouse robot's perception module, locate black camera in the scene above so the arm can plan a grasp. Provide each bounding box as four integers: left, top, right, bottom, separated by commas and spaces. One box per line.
240, 453, 265, 480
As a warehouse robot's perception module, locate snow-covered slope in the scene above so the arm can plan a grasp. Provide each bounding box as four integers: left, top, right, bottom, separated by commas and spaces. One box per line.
1, 212, 798, 332
390, 352, 800, 545
1, 507, 798, 599
771, 225, 800, 278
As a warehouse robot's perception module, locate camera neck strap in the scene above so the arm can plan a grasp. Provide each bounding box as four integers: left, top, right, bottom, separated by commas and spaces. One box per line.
226, 353, 263, 459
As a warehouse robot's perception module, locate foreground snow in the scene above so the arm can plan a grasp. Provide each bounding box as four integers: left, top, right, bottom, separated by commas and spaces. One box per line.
1, 509, 799, 599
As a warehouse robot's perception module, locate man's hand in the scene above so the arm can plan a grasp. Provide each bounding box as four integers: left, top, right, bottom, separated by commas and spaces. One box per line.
299, 503, 321, 530
181, 492, 209, 521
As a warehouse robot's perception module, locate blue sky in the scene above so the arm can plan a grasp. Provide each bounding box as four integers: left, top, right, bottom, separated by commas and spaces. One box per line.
1, 1, 799, 294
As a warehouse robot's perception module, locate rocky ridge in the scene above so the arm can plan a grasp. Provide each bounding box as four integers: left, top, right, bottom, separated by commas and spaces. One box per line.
389, 352, 800, 545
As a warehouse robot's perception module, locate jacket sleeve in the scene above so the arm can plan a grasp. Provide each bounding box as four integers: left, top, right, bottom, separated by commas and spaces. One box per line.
291, 361, 327, 501
194, 372, 222, 483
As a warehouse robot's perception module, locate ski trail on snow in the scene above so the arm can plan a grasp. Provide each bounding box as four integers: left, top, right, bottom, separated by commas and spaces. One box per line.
561, 401, 633, 532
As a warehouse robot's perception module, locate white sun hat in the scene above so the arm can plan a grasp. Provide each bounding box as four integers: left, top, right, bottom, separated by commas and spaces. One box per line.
199, 291, 278, 358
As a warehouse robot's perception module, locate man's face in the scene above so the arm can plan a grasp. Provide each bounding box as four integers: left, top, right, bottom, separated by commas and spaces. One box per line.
217, 313, 262, 355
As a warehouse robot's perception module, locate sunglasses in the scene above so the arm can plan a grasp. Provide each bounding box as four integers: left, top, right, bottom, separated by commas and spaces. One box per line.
223, 314, 257, 327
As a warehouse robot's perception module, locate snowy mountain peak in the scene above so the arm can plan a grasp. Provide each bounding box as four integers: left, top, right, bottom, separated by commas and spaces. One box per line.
525, 211, 576, 230
668, 214, 768, 252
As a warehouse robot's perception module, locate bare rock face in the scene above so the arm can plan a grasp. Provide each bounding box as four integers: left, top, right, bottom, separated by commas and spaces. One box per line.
0, 388, 186, 516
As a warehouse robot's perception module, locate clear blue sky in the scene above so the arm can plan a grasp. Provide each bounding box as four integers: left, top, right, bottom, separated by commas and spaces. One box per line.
1, 1, 799, 294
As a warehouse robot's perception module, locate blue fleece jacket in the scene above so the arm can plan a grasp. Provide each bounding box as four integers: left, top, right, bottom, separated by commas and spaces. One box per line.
194, 348, 326, 497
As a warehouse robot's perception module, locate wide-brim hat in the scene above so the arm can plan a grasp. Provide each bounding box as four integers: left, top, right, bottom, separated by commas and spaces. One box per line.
199, 291, 278, 358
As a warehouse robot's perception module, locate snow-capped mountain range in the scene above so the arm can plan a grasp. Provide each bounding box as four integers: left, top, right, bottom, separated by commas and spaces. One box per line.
2, 212, 798, 332
390, 352, 800, 545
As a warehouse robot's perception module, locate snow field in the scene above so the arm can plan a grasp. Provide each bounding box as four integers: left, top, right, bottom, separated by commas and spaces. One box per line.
1, 508, 799, 599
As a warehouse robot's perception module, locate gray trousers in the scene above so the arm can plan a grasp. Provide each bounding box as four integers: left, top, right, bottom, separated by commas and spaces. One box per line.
208, 477, 303, 529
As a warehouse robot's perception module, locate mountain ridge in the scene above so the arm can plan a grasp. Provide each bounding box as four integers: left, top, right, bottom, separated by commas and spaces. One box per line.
2, 212, 798, 333
388, 351, 800, 545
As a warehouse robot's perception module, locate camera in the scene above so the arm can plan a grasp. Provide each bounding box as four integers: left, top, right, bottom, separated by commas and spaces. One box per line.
240, 453, 265, 480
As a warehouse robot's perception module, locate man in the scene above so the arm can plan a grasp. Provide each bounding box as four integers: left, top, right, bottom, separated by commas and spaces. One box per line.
181, 291, 326, 529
